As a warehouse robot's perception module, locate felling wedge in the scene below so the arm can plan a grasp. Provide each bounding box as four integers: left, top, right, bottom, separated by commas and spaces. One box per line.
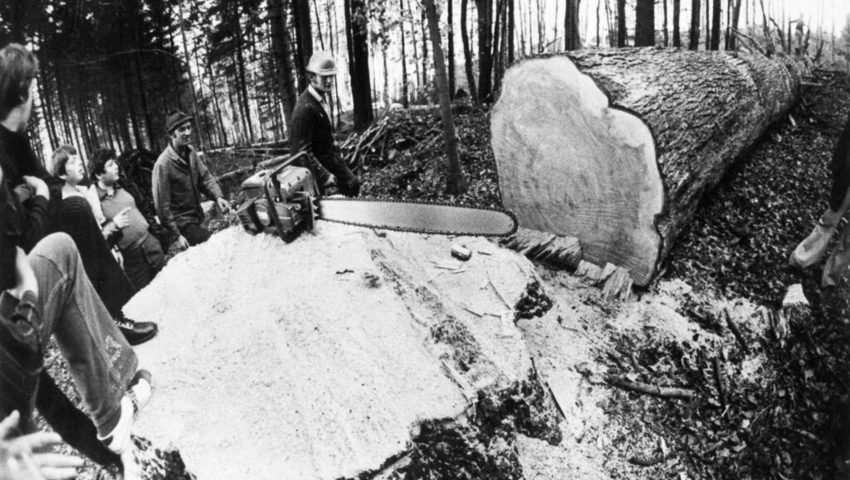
237, 151, 517, 240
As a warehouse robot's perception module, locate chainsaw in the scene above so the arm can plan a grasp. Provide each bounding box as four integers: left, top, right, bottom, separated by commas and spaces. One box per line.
235, 152, 517, 242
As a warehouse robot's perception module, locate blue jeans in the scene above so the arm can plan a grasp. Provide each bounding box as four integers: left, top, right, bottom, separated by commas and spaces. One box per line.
28, 233, 137, 430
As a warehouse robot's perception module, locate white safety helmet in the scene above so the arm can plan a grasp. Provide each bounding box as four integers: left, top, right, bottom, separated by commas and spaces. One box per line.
306, 51, 338, 76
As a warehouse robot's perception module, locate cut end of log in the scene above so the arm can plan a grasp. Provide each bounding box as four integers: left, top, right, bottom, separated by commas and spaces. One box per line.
491, 55, 663, 286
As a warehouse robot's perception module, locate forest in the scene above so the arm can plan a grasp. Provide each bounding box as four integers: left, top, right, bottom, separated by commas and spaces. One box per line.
2, 0, 849, 162
5, 1, 850, 480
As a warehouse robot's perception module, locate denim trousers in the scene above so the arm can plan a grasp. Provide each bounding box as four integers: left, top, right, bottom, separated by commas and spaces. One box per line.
28, 233, 137, 430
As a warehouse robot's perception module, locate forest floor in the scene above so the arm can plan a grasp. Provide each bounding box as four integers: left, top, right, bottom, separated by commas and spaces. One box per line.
42, 72, 850, 479
322, 72, 850, 479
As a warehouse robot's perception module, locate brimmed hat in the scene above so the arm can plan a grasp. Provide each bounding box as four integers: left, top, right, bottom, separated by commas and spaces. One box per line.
306, 51, 337, 76
165, 109, 192, 134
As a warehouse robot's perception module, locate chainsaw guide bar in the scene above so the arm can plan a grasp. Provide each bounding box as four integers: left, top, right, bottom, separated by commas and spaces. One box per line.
317, 197, 518, 237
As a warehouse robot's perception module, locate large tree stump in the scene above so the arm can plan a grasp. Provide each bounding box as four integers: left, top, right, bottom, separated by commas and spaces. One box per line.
125, 225, 559, 479
491, 48, 806, 285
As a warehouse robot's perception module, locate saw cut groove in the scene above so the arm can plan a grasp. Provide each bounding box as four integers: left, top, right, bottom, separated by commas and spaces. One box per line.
491, 49, 804, 285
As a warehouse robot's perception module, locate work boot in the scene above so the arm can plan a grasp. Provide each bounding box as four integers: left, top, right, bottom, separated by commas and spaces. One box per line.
115, 317, 158, 346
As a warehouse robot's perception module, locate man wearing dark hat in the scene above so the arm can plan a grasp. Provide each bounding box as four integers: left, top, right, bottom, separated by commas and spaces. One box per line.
152, 110, 230, 250
290, 51, 360, 197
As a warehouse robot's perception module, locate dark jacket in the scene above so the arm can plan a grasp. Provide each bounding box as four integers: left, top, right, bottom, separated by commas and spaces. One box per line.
0, 126, 51, 255
829, 113, 850, 211
152, 143, 223, 239
290, 89, 356, 193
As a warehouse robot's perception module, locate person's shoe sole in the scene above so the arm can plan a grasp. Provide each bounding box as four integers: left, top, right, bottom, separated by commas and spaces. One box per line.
119, 323, 158, 346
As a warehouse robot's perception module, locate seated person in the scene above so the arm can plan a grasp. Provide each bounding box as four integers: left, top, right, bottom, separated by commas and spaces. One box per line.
153, 109, 230, 250
52, 145, 123, 258
0, 43, 155, 345
90, 149, 166, 290
1, 163, 153, 480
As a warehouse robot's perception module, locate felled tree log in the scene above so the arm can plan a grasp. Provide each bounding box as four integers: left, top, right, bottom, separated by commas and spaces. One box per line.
491, 48, 807, 285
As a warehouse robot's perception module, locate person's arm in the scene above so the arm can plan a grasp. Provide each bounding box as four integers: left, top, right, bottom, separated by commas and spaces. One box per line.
151, 161, 180, 239
15, 177, 50, 252
290, 108, 332, 187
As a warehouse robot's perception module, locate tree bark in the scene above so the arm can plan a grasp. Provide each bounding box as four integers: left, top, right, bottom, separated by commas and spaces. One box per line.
689, 0, 701, 49
728, 0, 742, 50
491, 50, 806, 285
635, 0, 655, 46
673, 0, 681, 47
617, 0, 626, 46
399, 0, 409, 107
345, 0, 374, 130
293, 0, 314, 89
448, 0, 455, 98
565, 0, 582, 50
423, 0, 467, 195
711, 0, 722, 50
269, 0, 298, 136
460, 0, 477, 102
475, 0, 493, 102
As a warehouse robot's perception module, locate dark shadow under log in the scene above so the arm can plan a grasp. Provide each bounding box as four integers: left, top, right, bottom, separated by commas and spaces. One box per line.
491, 48, 806, 285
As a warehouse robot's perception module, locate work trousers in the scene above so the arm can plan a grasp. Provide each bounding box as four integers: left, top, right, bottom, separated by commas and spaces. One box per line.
179, 222, 211, 246
121, 233, 166, 290
28, 233, 137, 430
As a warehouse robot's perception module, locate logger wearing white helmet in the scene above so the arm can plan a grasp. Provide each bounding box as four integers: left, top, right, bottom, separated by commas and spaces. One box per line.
290, 51, 361, 197
305, 51, 337, 95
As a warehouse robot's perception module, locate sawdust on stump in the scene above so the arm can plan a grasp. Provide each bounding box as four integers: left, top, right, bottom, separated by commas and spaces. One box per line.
124, 224, 558, 479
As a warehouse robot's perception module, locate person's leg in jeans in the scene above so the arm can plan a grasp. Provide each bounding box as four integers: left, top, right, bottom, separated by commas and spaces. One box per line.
179, 222, 211, 246
53, 197, 158, 345
35, 372, 120, 467
27, 232, 137, 432
823, 222, 850, 288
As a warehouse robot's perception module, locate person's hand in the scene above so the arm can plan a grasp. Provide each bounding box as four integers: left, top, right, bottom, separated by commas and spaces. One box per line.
21, 176, 48, 200
171, 235, 189, 252
9, 247, 38, 300
215, 198, 231, 215
112, 208, 132, 229
0, 410, 84, 480
12, 184, 33, 203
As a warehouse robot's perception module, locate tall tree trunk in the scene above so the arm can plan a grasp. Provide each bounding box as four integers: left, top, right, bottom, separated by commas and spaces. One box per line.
565, 0, 582, 50
399, 0, 409, 107
492, 0, 503, 92
177, 0, 207, 149
710, 0, 721, 50
663, 0, 669, 46
313, 0, 326, 49
705, 0, 710, 49
36, 69, 58, 149
269, 0, 298, 135
689, 0, 701, 49
422, 0, 467, 195
293, 0, 314, 89
345, 0, 374, 130
728, 0, 742, 50
404, 0, 421, 96
234, 10, 256, 143
448, 0, 455, 98
475, 0, 493, 102
206, 59, 229, 146
635, 0, 655, 46
508, 0, 515, 64
420, 7, 429, 88
673, 0, 681, 47
460, 0, 477, 102
617, 0, 627, 46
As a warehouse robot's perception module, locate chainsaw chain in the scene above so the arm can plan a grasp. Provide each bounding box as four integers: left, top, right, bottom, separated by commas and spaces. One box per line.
316, 197, 518, 237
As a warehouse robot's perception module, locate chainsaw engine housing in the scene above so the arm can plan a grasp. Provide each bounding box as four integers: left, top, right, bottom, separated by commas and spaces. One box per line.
237, 160, 318, 242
